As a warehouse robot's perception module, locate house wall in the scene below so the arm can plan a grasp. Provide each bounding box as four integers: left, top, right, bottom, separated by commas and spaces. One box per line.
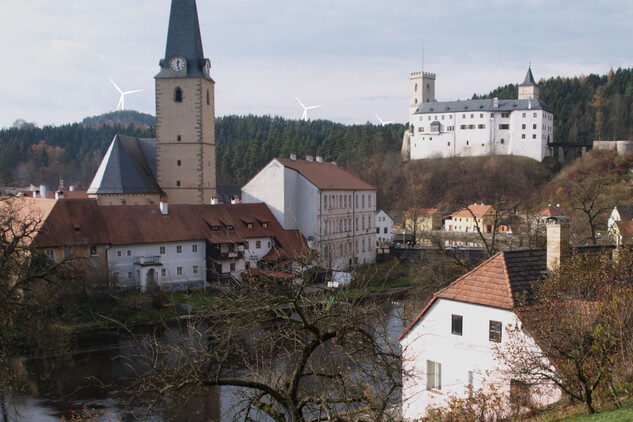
107, 240, 206, 290
400, 298, 560, 420
375, 210, 394, 245
409, 109, 553, 162
242, 160, 288, 229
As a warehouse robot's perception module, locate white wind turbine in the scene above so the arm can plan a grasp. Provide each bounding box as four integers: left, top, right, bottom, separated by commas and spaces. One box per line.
295, 96, 322, 121
109, 78, 143, 111
375, 114, 394, 126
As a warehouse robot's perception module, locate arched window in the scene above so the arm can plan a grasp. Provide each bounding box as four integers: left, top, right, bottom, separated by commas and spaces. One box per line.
415, 83, 418, 92
174, 87, 183, 103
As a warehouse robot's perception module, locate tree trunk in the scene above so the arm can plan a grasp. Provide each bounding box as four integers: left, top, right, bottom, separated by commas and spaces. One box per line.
584, 384, 595, 415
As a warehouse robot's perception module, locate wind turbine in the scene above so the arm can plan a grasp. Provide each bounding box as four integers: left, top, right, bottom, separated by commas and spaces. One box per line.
375, 114, 394, 126
295, 96, 322, 121
109, 78, 143, 111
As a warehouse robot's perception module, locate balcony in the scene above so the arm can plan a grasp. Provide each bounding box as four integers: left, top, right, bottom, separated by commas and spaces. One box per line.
219, 251, 244, 260
134, 255, 162, 266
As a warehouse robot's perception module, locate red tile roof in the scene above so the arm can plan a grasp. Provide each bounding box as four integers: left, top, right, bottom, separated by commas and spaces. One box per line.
399, 249, 546, 341
32, 200, 310, 260
449, 204, 493, 218
538, 205, 571, 217
276, 158, 375, 191
615, 220, 633, 237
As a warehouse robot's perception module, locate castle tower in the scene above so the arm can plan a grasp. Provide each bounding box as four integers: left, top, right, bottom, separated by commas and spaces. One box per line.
518, 66, 539, 100
409, 72, 436, 113
155, 0, 216, 205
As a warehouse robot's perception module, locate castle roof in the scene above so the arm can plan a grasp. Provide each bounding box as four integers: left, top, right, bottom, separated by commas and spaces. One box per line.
87, 135, 162, 195
520, 67, 537, 87
413, 97, 549, 115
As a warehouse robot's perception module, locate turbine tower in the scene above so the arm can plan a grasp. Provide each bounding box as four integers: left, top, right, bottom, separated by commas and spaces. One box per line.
375, 114, 394, 126
295, 96, 322, 121
109, 78, 143, 111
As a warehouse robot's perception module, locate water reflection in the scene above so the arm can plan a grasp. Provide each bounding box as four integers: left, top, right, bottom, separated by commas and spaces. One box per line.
6, 299, 408, 421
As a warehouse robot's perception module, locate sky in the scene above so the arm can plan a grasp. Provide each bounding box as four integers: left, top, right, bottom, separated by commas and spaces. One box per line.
1, 0, 633, 129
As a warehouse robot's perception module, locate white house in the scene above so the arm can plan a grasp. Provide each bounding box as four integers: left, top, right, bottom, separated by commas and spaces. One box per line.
242, 155, 377, 270
407, 68, 554, 162
399, 219, 569, 420
375, 209, 394, 246
607, 205, 633, 246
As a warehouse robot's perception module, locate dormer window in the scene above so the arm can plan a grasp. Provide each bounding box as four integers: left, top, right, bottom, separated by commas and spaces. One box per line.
174, 87, 183, 103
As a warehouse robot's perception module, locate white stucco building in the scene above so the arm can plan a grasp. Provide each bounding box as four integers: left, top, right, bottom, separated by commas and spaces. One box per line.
406, 68, 554, 162
242, 155, 377, 270
375, 209, 394, 245
398, 219, 572, 419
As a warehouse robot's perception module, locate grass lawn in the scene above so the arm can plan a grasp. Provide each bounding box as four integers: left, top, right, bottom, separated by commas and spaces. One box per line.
559, 406, 633, 422
522, 402, 633, 422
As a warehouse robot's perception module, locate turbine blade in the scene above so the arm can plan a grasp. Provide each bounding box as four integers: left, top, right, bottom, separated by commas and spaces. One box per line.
294, 96, 306, 109
375, 114, 385, 124
306, 105, 322, 110
109, 78, 123, 94
123, 89, 143, 95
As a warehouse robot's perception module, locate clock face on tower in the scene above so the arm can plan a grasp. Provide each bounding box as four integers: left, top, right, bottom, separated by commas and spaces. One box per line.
170, 57, 185, 72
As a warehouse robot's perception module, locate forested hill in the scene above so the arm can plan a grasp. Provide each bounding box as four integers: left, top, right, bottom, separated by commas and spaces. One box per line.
473, 67, 633, 144
0, 114, 405, 188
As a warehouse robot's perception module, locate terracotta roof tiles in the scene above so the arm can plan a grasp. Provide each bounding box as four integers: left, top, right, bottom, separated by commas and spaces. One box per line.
276, 158, 375, 191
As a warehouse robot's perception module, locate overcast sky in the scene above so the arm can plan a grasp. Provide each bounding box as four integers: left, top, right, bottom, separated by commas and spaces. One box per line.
1, 0, 632, 129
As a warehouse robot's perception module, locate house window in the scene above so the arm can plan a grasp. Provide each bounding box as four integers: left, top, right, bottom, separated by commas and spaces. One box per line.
451, 314, 463, 335
510, 379, 530, 407
533, 124, 537, 129
522, 134, 526, 139
499, 124, 509, 130
489, 320, 502, 342
244, 241, 249, 250
522, 124, 526, 129
256, 240, 261, 249
177, 160, 182, 166
192, 244, 198, 253
127, 250, 131, 257
160, 246, 166, 254
384, 227, 387, 234
192, 265, 199, 275
127, 272, 133, 279
426, 360, 442, 390
324, 195, 327, 209
532, 134, 537, 139
175, 87, 183, 102
176, 245, 182, 254
161, 268, 166, 277
533, 112, 537, 118
89, 245, 97, 256
45, 249, 55, 260
176, 267, 182, 275
117, 250, 122, 257
268, 241, 271, 248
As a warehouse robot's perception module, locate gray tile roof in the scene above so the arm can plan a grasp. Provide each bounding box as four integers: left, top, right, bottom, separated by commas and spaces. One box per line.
520, 67, 537, 86
156, 0, 210, 79
87, 135, 163, 195
616, 205, 633, 221
413, 97, 549, 115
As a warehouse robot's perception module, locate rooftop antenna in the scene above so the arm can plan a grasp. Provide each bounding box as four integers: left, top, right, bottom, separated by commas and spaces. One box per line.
294, 96, 322, 122
109, 78, 143, 111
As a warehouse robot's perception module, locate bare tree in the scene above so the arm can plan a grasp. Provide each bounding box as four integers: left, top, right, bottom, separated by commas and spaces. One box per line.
500, 249, 633, 415
123, 259, 402, 422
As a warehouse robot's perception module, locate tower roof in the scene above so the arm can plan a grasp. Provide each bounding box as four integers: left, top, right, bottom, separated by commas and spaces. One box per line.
520, 66, 537, 86
156, 0, 210, 79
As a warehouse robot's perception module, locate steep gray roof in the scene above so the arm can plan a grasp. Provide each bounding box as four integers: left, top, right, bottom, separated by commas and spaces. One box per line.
616, 205, 633, 221
87, 135, 162, 195
156, 0, 210, 79
413, 97, 549, 115
520, 67, 537, 86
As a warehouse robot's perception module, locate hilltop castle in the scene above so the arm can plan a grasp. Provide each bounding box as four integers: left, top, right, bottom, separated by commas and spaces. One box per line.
403, 68, 554, 162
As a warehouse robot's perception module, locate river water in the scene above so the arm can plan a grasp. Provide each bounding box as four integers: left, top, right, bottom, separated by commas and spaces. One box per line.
3, 301, 409, 421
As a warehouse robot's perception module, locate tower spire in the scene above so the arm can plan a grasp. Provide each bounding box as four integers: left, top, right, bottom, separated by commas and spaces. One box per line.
157, 0, 210, 79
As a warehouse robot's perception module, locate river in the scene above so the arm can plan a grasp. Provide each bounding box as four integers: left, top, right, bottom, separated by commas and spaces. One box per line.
2, 300, 409, 421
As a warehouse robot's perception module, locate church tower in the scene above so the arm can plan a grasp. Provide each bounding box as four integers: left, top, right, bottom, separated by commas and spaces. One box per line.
518, 66, 539, 100
155, 0, 216, 205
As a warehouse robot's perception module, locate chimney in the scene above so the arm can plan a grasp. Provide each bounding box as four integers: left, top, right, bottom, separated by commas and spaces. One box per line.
211, 196, 219, 205
546, 216, 570, 273
306, 155, 313, 163
331, 161, 337, 166
316, 155, 323, 163
55, 190, 64, 200
69, 185, 75, 192
290, 153, 297, 161
493, 97, 499, 109
231, 195, 240, 205
39, 185, 47, 198
160, 201, 168, 215
528, 99, 532, 110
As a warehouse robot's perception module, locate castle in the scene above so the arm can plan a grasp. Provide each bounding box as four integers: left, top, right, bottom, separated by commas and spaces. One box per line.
403, 68, 554, 162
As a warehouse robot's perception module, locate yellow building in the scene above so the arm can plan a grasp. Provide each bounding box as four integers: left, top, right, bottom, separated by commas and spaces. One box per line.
445, 204, 496, 233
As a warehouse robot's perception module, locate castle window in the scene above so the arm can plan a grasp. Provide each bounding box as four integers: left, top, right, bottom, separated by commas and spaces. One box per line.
176, 180, 181, 186
501, 139, 505, 144
415, 83, 418, 92
177, 160, 182, 166
177, 135, 181, 142
175, 87, 183, 103
206, 89, 210, 105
